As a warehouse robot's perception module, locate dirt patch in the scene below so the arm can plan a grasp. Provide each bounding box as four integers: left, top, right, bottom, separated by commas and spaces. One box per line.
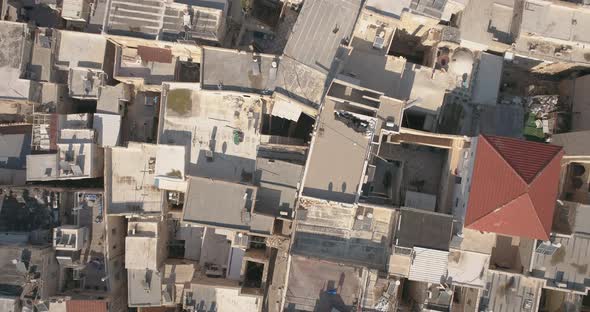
550, 246, 566, 266
167, 89, 192, 116
571, 263, 588, 275
0, 25, 25, 68
166, 169, 182, 178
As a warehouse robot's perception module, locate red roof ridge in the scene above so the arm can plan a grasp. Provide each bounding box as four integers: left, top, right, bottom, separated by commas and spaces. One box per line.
468, 193, 549, 240
528, 193, 549, 240
465, 191, 528, 226
527, 147, 564, 186
480, 135, 527, 185
482, 135, 563, 185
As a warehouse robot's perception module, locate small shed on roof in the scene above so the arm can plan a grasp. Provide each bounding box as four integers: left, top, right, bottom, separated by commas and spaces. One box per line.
465, 135, 564, 240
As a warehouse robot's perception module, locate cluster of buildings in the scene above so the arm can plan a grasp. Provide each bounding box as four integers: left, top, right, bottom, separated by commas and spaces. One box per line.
1, 0, 590, 312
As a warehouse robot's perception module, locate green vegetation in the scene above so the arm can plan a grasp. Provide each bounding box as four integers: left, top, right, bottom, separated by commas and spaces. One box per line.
523, 113, 545, 142
167, 89, 192, 115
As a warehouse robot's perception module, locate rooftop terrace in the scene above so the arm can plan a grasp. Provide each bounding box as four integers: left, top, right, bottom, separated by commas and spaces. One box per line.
285, 255, 363, 312
56, 30, 107, 70
106, 143, 185, 215
201, 47, 279, 93
0, 22, 30, 100
302, 97, 374, 203
182, 176, 274, 234
158, 84, 262, 183
293, 197, 394, 269
283, 0, 361, 74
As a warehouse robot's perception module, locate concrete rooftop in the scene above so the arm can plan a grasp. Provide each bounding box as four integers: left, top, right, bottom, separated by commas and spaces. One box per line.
182, 176, 274, 234
284, 0, 362, 74
478, 270, 543, 312
254, 157, 303, 218
0, 22, 30, 100
302, 98, 373, 203
158, 84, 262, 183
201, 47, 278, 93
531, 233, 590, 293
395, 207, 453, 251
56, 30, 107, 69
293, 197, 394, 269
107, 142, 185, 215
285, 255, 363, 312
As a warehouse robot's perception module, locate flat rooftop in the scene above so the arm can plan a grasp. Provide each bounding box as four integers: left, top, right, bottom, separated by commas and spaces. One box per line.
0, 124, 32, 171
514, 1, 590, 64
0, 22, 26, 70
201, 47, 278, 93
106, 0, 165, 38
0, 244, 52, 296
302, 98, 373, 203
182, 176, 273, 234
68, 67, 106, 99
97, 83, 131, 114
398, 62, 458, 115
459, 0, 516, 50
293, 197, 394, 269
478, 270, 543, 312
0, 22, 30, 100
342, 7, 403, 95
531, 233, 590, 293
378, 139, 447, 207
254, 157, 303, 218
283, 0, 362, 74
341, 54, 458, 115
107, 0, 224, 41
107, 143, 185, 215
471, 53, 503, 106
56, 30, 107, 69
285, 255, 363, 312
365, 0, 411, 18
447, 249, 490, 288
126, 219, 161, 271
115, 45, 177, 85
274, 56, 327, 108
520, 0, 590, 44
126, 235, 159, 270
395, 207, 453, 251
185, 282, 261, 312
128, 269, 162, 307
158, 85, 261, 183
162, 4, 224, 42
552, 201, 590, 235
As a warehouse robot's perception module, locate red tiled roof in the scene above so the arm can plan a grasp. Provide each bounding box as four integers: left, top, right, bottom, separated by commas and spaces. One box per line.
138, 307, 177, 312
66, 300, 108, 312
137, 45, 173, 64
465, 135, 564, 240
484, 135, 563, 183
